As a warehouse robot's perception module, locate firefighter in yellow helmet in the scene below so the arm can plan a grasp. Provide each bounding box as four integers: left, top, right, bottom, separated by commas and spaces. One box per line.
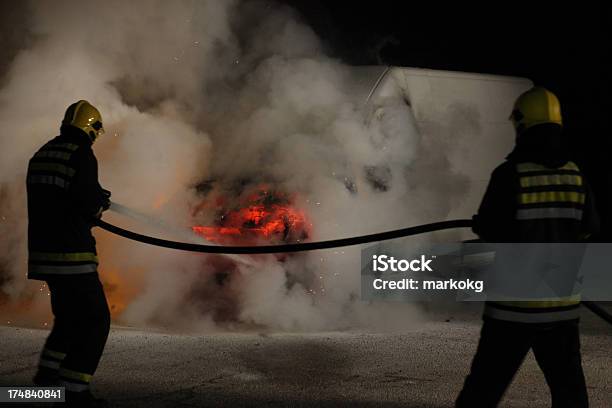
510, 86, 563, 134
27, 100, 111, 407
456, 87, 599, 408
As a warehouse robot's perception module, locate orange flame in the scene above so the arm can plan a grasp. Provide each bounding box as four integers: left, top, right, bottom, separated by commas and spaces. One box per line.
192, 185, 309, 245
101, 267, 144, 318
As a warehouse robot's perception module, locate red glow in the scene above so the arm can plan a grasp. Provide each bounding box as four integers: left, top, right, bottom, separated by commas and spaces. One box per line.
192, 186, 309, 245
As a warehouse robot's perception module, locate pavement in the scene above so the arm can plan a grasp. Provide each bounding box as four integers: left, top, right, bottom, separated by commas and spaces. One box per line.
1, 306, 610, 408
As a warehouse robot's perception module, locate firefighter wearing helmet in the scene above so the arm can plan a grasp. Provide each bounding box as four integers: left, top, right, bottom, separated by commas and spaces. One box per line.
456, 87, 599, 408
27, 100, 111, 407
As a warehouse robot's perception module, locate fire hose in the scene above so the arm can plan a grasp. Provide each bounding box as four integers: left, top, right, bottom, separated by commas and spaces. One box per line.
95, 202, 612, 325
96, 204, 473, 254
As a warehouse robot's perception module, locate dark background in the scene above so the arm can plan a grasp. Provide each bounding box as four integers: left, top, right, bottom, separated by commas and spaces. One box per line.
1, 0, 610, 237
281, 0, 612, 238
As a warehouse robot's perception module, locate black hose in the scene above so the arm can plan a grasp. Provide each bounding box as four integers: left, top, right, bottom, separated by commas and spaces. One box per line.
94, 218, 473, 254
582, 301, 612, 325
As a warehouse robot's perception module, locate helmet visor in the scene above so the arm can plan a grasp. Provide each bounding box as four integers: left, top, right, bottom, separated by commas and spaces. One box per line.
92, 120, 105, 136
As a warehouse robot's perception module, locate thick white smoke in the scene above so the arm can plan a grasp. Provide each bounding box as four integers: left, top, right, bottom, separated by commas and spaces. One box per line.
0, 0, 471, 331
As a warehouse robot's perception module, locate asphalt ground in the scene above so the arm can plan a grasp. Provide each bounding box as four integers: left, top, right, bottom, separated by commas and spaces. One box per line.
1, 306, 610, 407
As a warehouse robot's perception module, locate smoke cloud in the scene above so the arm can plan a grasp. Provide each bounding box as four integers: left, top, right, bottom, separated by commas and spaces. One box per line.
0, 0, 473, 331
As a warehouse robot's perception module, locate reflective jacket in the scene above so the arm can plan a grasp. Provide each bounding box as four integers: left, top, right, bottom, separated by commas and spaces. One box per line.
26, 127, 107, 280
473, 147, 599, 324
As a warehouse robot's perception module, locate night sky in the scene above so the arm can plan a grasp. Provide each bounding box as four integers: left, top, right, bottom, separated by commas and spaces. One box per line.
282, 1, 610, 135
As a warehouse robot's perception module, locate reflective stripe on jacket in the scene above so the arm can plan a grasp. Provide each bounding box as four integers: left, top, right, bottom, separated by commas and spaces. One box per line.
485, 296, 582, 323
516, 161, 585, 219
477, 160, 597, 324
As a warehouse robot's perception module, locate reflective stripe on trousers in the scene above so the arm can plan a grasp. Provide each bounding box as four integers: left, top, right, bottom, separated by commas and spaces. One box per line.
39, 348, 66, 371
59, 368, 92, 392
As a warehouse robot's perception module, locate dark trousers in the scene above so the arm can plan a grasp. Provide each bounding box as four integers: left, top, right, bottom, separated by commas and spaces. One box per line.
43, 273, 110, 379
456, 318, 588, 408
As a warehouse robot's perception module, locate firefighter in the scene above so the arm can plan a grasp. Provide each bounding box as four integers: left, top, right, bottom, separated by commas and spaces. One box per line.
27, 100, 111, 407
456, 87, 599, 408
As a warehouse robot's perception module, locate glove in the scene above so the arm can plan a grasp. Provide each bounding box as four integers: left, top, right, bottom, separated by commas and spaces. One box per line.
101, 189, 111, 212
90, 189, 112, 223
93, 200, 110, 221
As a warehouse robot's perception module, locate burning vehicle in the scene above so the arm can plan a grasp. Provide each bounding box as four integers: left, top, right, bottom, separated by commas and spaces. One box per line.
186, 181, 313, 323
191, 182, 310, 246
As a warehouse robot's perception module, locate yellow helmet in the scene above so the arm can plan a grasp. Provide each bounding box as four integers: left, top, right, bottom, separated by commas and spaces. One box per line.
62, 100, 105, 142
510, 87, 562, 134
